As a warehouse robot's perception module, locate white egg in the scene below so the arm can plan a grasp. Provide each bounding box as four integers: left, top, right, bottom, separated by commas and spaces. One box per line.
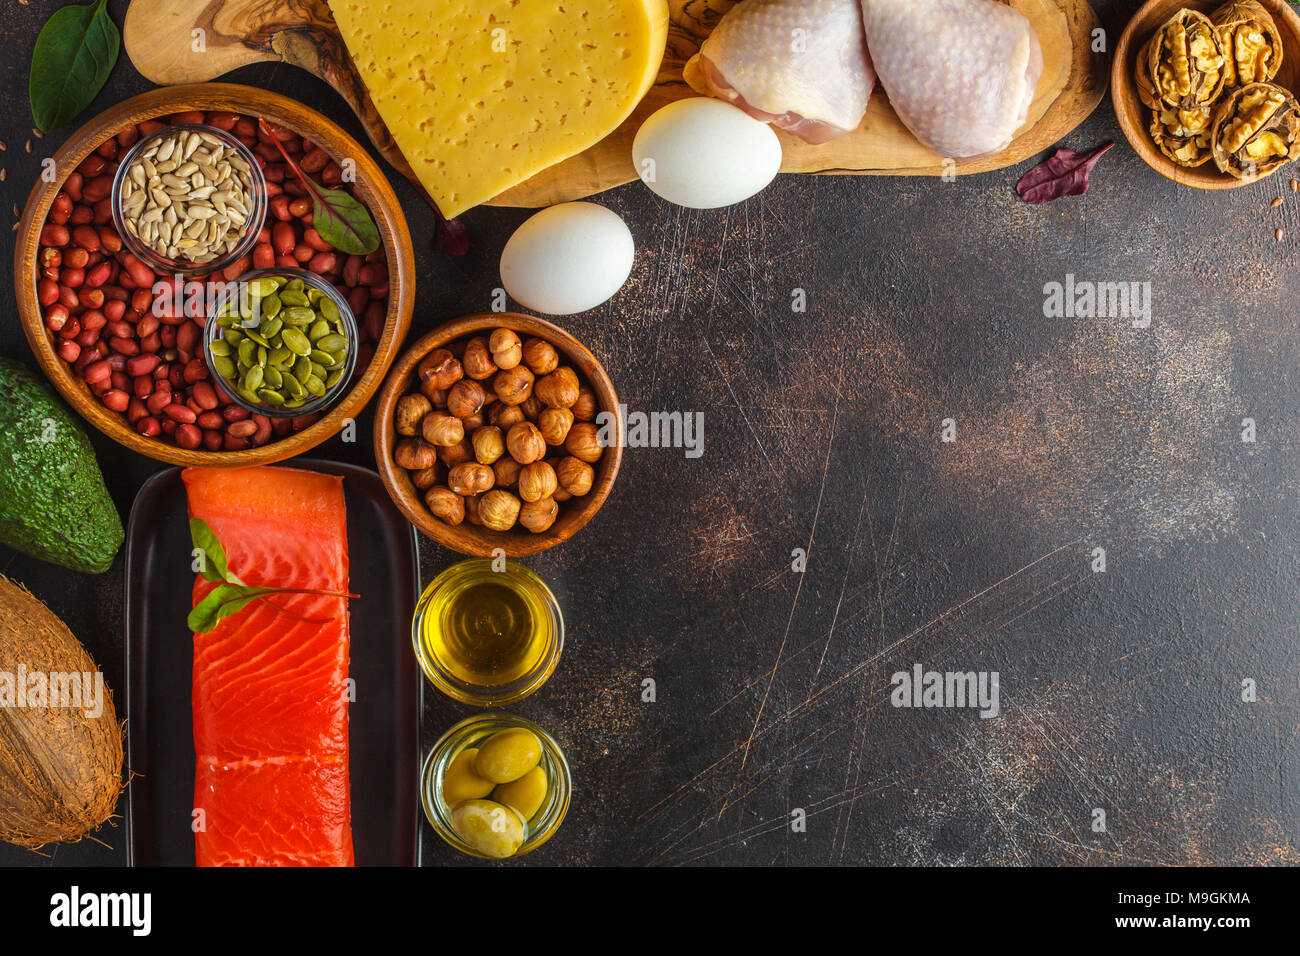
632, 97, 783, 209
499, 202, 635, 315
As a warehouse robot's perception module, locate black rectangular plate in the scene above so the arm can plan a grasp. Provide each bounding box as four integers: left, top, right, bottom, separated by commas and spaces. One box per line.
124, 459, 422, 866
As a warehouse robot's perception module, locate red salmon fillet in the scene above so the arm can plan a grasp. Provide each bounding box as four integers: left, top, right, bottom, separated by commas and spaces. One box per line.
182, 465, 353, 867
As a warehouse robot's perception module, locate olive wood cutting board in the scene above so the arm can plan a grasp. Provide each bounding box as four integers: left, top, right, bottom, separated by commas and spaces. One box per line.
123, 0, 1109, 208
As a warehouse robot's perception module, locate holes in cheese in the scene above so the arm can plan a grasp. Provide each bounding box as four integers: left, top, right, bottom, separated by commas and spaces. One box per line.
327, 0, 669, 218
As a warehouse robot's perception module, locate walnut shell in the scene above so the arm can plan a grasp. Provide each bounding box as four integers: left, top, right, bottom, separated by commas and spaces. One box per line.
1213, 1, 1283, 90
1137, 9, 1227, 112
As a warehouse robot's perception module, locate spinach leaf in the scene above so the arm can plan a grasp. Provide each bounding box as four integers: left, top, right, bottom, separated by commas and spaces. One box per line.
30, 0, 121, 134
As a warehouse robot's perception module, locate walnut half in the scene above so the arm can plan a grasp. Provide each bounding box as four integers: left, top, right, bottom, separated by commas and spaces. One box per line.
1150, 107, 1215, 167
1138, 10, 1227, 112
1212, 1, 1283, 89
1212, 82, 1300, 179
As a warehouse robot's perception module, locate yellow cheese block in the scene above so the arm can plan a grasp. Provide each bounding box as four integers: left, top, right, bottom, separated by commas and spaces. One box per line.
327, 0, 669, 218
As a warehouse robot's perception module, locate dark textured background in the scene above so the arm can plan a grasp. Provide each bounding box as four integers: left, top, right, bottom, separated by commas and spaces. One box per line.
2, 0, 1297, 867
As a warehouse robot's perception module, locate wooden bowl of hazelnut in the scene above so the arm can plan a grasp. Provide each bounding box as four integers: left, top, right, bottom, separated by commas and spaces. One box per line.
373, 313, 624, 556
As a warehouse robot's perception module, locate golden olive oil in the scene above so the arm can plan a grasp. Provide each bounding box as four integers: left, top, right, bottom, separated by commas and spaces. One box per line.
414, 561, 561, 702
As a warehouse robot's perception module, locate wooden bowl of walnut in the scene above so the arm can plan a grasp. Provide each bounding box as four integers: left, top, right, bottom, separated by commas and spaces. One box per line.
1113, 0, 1300, 189
374, 313, 624, 557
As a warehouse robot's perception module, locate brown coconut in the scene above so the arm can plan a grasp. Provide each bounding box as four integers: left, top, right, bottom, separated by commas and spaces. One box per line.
0, 575, 124, 848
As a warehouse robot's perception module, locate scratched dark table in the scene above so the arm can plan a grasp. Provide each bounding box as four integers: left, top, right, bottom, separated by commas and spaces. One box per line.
2, 0, 1297, 868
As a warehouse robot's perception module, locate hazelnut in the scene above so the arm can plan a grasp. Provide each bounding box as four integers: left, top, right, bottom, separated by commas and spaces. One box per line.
507, 421, 546, 464
472, 425, 506, 465
518, 461, 558, 503
555, 456, 594, 496
520, 393, 543, 420
489, 329, 522, 370
493, 365, 535, 406
463, 494, 483, 525
394, 393, 432, 436
394, 438, 438, 470
493, 456, 522, 489
462, 336, 497, 380
479, 490, 521, 531
572, 386, 598, 422
535, 367, 580, 408
425, 486, 465, 526
421, 410, 464, 447
447, 462, 495, 496
439, 437, 474, 468
418, 349, 463, 391
410, 464, 440, 491
564, 423, 605, 463
537, 407, 574, 446
447, 379, 487, 419
420, 383, 449, 407
460, 409, 487, 432
519, 496, 559, 534
522, 337, 559, 375
489, 402, 526, 428
552, 485, 572, 503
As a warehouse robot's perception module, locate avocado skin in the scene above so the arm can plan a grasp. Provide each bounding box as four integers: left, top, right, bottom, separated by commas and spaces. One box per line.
0, 358, 124, 574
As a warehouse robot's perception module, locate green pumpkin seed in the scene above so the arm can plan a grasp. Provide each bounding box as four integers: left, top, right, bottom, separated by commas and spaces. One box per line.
325, 369, 344, 388
242, 366, 265, 391
261, 317, 284, 339
208, 339, 232, 358
294, 356, 313, 382
309, 348, 337, 368
244, 329, 269, 348
261, 294, 282, 319
283, 374, 306, 400
269, 346, 293, 367
262, 366, 284, 389
280, 306, 315, 326
237, 339, 256, 367
317, 333, 348, 353
224, 328, 245, 345
280, 290, 309, 307
281, 327, 312, 356
258, 388, 286, 407
303, 375, 326, 398
248, 277, 280, 298
309, 361, 327, 380
213, 356, 236, 380
238, 385, 261, 405
308, 318, 330, 341
217, 313, 237, 329
319, 297, 340, 322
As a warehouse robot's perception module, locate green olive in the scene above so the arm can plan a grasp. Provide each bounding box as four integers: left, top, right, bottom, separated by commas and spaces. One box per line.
473, 728, 542, 784
493, 766, 547, 821
442, 748, 495, 805
451, 799, 525, 859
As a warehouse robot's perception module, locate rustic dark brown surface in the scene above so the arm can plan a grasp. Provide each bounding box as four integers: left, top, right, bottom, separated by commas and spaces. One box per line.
1, 0, 1297, 867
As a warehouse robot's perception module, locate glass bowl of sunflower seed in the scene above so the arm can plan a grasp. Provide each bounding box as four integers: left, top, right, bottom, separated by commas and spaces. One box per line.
204, 268, 358, 419
112, 123, 267, 277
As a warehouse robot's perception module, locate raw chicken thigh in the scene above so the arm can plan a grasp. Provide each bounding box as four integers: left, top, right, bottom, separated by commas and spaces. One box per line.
861, 0, 1043, 158
687, 0, 876, 144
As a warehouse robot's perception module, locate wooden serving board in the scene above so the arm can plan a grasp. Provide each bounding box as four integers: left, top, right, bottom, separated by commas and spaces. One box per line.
124, 0, 1109, 208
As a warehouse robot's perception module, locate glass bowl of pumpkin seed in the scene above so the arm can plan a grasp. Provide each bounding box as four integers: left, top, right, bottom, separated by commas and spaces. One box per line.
204, 268, 358, 419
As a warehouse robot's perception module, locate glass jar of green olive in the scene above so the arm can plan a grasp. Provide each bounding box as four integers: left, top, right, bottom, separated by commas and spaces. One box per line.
422, 713, 570, 860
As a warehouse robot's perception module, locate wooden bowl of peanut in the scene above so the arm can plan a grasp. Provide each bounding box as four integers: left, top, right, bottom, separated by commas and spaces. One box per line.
374, 313, 624, 557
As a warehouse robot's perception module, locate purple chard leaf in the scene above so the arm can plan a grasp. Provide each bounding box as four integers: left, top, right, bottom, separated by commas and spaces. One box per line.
1016, 142, 1115, 204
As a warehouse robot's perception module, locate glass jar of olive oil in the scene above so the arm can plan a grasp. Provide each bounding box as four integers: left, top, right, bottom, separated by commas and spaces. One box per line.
412, 559, 563, 706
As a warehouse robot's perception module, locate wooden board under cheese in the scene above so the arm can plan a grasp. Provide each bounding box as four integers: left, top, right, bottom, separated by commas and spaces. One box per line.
122, 0, 1109, 209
